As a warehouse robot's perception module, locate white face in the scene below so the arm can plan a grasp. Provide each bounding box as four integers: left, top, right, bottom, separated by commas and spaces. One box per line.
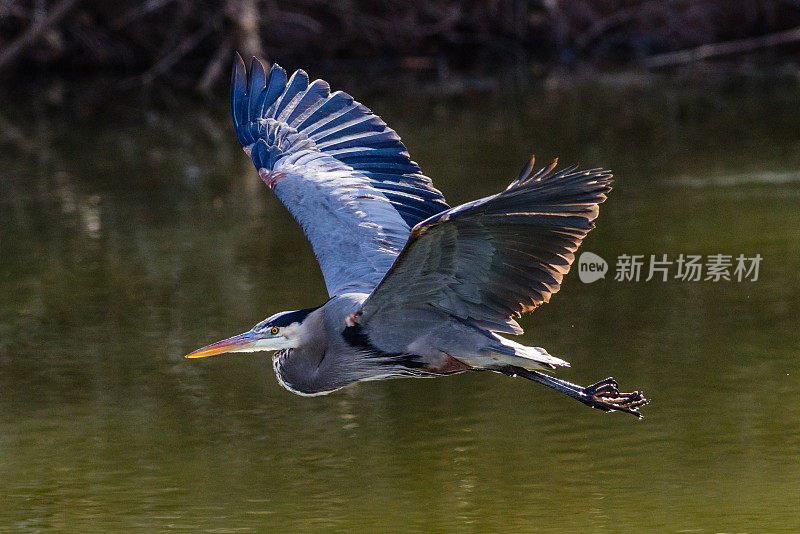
242, 321, 304, 352
246, 308, 315, 351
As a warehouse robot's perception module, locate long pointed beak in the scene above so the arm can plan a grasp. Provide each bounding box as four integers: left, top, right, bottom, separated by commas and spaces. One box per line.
185, 331, 258, 359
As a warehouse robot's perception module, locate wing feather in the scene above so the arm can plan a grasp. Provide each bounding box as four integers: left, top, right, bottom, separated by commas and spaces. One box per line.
231, 54, 449, 296
361, 160, 613, 334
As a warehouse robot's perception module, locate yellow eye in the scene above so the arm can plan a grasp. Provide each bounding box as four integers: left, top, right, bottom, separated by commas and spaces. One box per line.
270, 327, 279, 335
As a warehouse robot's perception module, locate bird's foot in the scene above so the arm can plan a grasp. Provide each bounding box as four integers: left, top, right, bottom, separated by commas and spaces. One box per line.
578, 377, 648, 419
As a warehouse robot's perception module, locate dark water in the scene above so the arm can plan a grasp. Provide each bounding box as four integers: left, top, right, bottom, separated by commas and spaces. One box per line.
1, 73, 799, 532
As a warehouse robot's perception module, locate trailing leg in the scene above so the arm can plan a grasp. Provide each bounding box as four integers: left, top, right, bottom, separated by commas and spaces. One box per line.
499, 366, 648, 419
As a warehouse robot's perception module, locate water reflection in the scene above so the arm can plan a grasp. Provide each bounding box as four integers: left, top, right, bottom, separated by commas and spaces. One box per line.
1, 74, 799, 531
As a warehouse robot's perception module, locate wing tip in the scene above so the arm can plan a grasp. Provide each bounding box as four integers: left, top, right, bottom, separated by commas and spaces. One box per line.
505, 155, 614, 201
232, 51, 245, 74
249, 56, 267, 84
231, 52, 248, 132
231, 52, 247, 95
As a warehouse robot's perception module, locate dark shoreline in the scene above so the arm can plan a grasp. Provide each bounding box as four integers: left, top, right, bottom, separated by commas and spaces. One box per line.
3, 0, 800, 94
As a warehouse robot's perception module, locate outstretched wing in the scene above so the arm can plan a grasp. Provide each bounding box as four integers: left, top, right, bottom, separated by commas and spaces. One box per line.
231, 54, 449, 296
360, 158, 612, 334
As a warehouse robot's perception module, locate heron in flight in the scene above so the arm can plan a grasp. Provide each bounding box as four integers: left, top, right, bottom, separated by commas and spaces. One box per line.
186, 55, 648, 418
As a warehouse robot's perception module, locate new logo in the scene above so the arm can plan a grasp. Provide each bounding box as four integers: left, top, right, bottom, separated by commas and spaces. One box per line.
578, 252, 608, 283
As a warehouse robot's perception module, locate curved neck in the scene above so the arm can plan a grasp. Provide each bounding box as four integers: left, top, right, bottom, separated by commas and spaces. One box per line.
272, 346, 328, 396
270, 307, 330, 395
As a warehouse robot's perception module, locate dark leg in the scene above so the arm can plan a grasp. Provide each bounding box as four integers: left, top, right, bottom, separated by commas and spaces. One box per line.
499, 366, 648, 419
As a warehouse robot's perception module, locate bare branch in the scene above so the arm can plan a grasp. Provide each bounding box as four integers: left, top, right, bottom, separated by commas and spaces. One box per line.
645, 25, 800, 68
197, 37, 233, 94
0, 0, 81, 71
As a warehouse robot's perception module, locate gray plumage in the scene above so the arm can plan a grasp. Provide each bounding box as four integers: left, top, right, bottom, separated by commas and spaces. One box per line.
186, 55, 648, 419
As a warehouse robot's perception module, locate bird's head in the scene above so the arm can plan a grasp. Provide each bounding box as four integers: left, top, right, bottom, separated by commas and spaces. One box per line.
184, 307, 318, 359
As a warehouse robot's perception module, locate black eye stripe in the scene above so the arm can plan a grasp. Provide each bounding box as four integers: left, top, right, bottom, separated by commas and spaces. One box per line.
255, 306, 320, 333
267, 306, 319, 327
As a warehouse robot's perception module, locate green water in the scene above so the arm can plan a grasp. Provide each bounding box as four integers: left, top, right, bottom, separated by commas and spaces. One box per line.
1, 73, 799, 532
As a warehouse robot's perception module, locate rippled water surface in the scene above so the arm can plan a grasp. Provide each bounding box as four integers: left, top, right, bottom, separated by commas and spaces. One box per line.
1, 73, 799, 532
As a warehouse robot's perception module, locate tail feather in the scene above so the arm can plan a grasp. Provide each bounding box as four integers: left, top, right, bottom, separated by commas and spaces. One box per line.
485, 335, 569, 370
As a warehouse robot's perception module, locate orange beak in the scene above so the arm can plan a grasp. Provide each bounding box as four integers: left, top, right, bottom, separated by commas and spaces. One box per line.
184, 332, 258, 359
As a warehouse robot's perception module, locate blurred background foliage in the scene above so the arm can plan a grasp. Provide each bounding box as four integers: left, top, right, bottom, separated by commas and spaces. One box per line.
2, 0, 800, 93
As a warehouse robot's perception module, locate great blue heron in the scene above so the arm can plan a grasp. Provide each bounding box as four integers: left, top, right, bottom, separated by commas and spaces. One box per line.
186, 55, 648, 418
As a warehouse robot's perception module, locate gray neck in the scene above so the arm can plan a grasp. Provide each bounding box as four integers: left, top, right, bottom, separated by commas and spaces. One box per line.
271, 307, 332, 395
272, 346, 327, 396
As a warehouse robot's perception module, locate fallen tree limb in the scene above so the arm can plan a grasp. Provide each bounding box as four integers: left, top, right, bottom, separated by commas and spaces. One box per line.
645, 25, 800, 68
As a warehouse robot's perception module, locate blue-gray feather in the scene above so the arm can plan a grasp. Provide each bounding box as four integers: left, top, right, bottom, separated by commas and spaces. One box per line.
230, 54, 450, 297
231, 55, 449, 227
361, 161, 613, 334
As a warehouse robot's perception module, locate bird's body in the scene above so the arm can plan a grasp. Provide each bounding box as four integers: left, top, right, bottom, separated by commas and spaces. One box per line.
269, 293, 564, 396
186, 55, 648, 418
